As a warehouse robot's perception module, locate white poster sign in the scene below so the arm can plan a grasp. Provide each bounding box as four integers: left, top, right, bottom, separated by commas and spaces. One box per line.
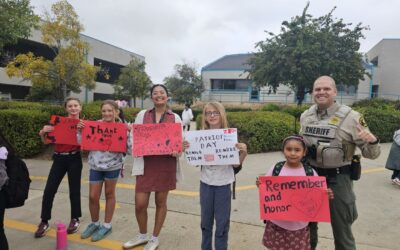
184, 128, 239, 166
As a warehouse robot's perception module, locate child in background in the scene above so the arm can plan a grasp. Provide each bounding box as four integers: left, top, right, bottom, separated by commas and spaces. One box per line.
183, 101, 247, 250
78, 100, 131, 242
181, 103, 194, 131
35, 97, 83, 238
257, 135, 333, 250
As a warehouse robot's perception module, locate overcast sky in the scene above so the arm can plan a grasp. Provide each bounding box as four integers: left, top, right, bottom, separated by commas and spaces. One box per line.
29, 0, 400, 83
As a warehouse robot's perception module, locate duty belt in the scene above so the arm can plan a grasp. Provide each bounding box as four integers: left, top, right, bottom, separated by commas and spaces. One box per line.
54, 151, 79, 156
314, 165, 351, 177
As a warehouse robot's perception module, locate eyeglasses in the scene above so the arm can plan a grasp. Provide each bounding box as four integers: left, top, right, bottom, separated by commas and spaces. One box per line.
205, 111, 220, 117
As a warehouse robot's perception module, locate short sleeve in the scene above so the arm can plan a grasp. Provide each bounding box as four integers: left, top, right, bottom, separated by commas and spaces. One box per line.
0, 147, 8, 160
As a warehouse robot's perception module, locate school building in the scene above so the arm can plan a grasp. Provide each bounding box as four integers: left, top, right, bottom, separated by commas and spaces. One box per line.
201, 39, 400, 105
0, 28, 144, 103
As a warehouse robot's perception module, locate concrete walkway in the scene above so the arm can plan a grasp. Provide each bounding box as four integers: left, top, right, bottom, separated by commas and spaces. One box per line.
4, 141, 400, 250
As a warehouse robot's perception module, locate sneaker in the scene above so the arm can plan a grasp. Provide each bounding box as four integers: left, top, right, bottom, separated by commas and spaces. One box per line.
67, 218, 80, 234
91, 225, 112, 242
393, 178, 400, 186
144, 238, 159, 250
123, 234, 149, 249
80, 223, 100, 239
34, 221, 49, 238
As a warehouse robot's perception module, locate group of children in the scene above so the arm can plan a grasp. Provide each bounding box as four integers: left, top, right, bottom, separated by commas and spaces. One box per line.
0, 84, 335, 250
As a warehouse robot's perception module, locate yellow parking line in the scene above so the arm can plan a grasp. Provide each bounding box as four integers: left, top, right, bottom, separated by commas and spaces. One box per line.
30, 167, 385, 198
4, 219, 143, 250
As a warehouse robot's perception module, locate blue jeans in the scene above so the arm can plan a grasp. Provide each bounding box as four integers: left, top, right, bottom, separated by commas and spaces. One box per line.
200, 181, 231, 250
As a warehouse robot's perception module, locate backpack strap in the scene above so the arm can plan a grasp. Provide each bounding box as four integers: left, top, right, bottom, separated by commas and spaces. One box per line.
273, 161, 314, 176
303, 163, 315, 176
272, 161, 285, 176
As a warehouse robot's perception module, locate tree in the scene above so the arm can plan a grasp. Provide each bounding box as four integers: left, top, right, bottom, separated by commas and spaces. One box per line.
0, 0, 39, 55
164, 63, 203, 105
247, 2, 368, 105
114, 57, 152, 108
6, 0, 98, 101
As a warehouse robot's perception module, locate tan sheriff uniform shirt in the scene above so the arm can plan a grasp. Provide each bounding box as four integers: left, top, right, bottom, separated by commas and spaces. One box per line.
300, 102, 381, 168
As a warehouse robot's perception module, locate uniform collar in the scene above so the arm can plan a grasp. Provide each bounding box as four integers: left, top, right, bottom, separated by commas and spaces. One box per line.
316, 102, 339, 118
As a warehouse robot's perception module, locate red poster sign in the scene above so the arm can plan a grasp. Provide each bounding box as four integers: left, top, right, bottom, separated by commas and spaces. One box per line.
81, 120, 128, 152
46, 115, 79, 145
258, 176, 331, 222
133, 123, 182, 157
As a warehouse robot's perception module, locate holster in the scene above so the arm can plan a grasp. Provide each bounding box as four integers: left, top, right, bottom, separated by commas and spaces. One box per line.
350, 155, 361, 181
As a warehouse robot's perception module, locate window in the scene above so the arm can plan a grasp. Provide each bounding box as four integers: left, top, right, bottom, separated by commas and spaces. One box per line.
211, 79, 250, 90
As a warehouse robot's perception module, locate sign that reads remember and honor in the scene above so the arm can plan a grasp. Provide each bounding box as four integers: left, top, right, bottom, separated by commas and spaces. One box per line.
258, 176, 331, 222
132, 123, 183, 157
81, 120, 128, 152
184, 128, 239, 166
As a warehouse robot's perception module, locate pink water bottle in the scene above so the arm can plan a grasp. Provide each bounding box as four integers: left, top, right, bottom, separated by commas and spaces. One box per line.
56, 222, 68, 250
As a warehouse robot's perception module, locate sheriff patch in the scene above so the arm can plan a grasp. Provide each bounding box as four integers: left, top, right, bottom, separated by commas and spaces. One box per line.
359, 116, 368, 127
303, 125, 336, 139
328, 116, 341, 126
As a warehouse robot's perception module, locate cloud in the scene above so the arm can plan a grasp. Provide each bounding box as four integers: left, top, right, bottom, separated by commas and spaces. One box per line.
29, 0, 400, 83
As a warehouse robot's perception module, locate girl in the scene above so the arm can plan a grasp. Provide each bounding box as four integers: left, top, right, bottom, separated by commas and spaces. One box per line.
183, 101, 247, 250
123, 84, 182, 250
385, 129, 400, 186
35, 97, 83, 238
257, 135, 333, 250
78, 100, 131, 242
0, 131, 14, 250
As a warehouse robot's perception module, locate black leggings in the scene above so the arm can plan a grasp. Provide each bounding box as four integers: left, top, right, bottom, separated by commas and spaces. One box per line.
0, 189, 9, 250
392, 170, 400, 179
40, 153, 83, 221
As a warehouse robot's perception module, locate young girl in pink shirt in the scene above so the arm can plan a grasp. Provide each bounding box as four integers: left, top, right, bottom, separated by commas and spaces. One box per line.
258, 135, 333, 250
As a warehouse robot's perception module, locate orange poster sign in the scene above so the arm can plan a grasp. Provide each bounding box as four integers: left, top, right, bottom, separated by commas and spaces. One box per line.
81, 120, 128, 152
46, 115, 79, 145
133, 123, 182, 157
258, 176, 331, 222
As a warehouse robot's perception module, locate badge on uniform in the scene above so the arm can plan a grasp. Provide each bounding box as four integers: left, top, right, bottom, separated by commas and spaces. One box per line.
328, 116, 341, 126
359, 116, 368, 127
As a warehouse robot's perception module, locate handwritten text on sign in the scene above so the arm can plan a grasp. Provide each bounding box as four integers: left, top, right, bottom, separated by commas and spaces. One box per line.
132, 123, 182, 157
46, 115, 79, 145
184, 128, 239, 166
258, 176, 331, 222
81, 120, 128, 152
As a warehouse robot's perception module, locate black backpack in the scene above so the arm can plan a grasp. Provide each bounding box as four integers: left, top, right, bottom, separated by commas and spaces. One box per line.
232, 164, 242, 200
4, 155, 31, 208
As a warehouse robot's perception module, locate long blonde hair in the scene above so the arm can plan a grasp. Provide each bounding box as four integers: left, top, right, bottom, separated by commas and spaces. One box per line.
101, 100, 121, 122
201, 102, 228, 129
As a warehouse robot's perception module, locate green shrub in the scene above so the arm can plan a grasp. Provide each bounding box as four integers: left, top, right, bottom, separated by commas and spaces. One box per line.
261, 103, 281, 112
281, 104, 310, 118
352, 98, 400, 110
0, 109, 49, 157
358, 108, 400, 143
196, 111, 296, 153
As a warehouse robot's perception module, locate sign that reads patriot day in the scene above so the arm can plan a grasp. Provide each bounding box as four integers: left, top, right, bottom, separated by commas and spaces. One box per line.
184, 128, 239, 166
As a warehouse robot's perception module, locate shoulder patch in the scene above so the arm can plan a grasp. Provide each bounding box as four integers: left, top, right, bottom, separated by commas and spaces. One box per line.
359, 116, 368, 128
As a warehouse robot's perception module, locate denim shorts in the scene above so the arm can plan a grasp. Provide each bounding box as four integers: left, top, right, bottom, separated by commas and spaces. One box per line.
89, 169, 120, 183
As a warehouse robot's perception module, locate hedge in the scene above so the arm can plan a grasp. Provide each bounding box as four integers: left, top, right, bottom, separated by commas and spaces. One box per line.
196, 111, 296, 153
358, 108, 400, 142
0, 109, 49, 157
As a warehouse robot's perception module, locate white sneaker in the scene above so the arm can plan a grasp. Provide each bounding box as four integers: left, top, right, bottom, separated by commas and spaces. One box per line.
123, 234, 149, 249
393, 178, 400, 186
144, 238, 159, 250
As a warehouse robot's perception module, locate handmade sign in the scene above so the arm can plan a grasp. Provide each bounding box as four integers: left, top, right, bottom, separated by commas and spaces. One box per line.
81, 120, 128, 152
184, 128, 239, 166
132, 123, 182, 157
46, 115, 79, 145
258, 176, 330, 222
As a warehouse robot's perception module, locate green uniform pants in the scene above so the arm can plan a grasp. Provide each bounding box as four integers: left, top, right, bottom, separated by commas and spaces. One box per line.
310, 174, 358, 250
